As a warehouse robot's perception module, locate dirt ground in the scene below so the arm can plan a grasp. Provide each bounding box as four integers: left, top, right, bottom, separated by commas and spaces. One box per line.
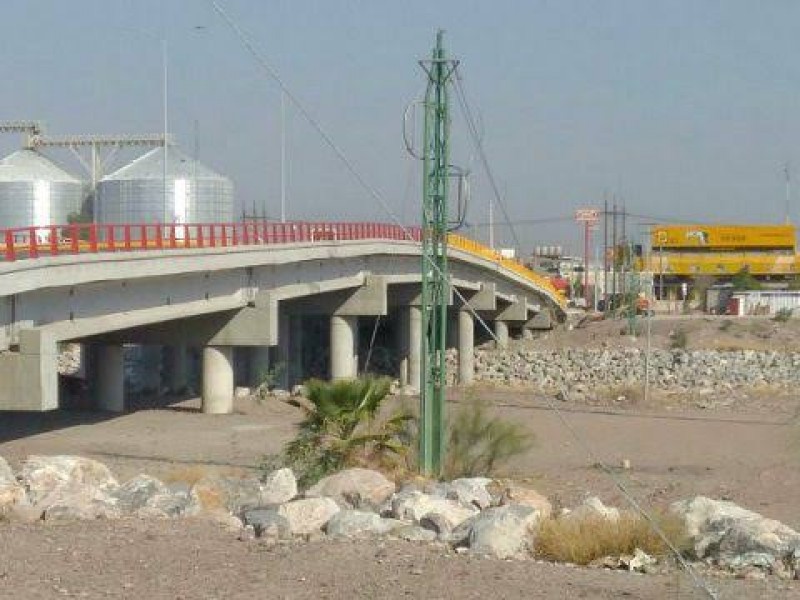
533, 314, 800, 352
1, 316, 799, 598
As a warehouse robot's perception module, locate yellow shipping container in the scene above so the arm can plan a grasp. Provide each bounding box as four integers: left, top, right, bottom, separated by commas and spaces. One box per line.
651, 225, 796, 250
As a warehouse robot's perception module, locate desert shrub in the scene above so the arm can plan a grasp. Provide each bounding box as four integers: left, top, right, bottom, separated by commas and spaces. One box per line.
535, 511, 689, 565
773, 307, 793, 323
253, 362, 286, 401
261, 376, 414, 487
444, 395, 533, 479
731, 268, 762, 291
669, 329, 688, 350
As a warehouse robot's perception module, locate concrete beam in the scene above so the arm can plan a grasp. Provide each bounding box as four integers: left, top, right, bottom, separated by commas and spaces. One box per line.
84, 306, 274, 347
458, 282, 497, 312
285, 275, 387, 317
526, 309, 554, 331
388, 283, 453, 308
495, 297, 528, 322
0, 329, 59, 411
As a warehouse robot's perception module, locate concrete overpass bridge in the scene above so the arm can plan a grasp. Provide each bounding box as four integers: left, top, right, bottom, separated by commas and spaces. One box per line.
0, 221, 566, 413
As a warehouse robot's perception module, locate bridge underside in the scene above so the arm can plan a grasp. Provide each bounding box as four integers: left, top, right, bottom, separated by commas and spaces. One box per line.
0, 242, 562, 412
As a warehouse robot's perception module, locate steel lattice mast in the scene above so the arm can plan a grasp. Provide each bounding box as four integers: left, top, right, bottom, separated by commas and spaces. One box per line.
419, 31, 457, 476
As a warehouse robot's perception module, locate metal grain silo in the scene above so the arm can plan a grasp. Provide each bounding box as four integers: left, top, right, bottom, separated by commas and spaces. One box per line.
0, 149, 83, 230
96, 146, 234, 228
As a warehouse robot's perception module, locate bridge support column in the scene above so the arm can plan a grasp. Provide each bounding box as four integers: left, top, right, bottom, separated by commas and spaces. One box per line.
96, 345, 125, 412
397, 309, 410, 386
408, 305, 422, 390
494, 321, 509, 348
276, 311, 290, 390
458, 309, 475, 385
202, 346, 234, 414
249, 347, 271, 388
163, 345, 188, 394
330, 315, 357, 380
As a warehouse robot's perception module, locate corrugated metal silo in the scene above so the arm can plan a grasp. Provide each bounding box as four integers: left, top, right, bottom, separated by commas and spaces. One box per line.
0, 149, 83, 231
96, 146, 235, 228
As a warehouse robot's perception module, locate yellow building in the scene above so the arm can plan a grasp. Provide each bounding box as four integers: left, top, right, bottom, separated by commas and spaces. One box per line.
642, 224, 798, 299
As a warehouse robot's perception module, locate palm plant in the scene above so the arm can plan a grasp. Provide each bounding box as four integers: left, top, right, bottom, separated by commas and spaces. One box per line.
276, 376, 414, 486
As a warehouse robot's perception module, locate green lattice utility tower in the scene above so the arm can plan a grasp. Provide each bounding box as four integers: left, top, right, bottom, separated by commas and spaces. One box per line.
419, 31, 458, 476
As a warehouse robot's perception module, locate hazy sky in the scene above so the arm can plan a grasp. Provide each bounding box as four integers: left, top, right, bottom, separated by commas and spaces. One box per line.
2, 1, 800, 253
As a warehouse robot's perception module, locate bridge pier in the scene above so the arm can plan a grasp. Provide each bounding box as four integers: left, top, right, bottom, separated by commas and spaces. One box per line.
458, 309, 475, 385
408, 305, 422, 390
494, 320, 509, 348
202, 346, 234, 414
248, 347, 271, 388
330, 315, 358, 379
289, 316, 304, 387
96, 344, 125, 412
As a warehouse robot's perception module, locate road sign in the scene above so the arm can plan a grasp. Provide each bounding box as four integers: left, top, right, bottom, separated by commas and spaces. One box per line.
575, 208, 599, 224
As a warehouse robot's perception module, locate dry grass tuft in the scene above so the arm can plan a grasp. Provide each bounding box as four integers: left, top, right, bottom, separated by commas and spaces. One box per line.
534, 511, 689, 566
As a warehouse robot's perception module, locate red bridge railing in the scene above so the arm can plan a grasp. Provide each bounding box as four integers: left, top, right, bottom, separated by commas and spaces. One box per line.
1, 221, 423, 262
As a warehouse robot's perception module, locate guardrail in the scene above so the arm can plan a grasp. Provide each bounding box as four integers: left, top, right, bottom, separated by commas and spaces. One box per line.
0, 221, 565, 309
1, 221, 419, 262
448, 233, 567, 308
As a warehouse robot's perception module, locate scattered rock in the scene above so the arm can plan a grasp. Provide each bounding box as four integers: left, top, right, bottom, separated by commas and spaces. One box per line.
261, 468, 298, 505
566, 496, 620, 522
392, 524, 438, 543
672, 496, 800, 573
391, 491, 478, 530
114, 474, 170, 513
446, 478, 495, 510
500, 484, 552, 518
325, 510, 402, 538
243, 508, 291, 540
468, 505, 541, 559
278, 497, 340, 535
19, 455, 119, 505
0, 456, 25, 512
306, 468, 395, 510
40, 485, 120, 521
192, 476, 264, 514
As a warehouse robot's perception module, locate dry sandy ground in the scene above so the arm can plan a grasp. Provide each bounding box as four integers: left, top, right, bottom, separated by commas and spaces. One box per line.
0, 519, 797, 600
1, 316, 799, 598
534, 314, 800, 352
0, 387, 798, 598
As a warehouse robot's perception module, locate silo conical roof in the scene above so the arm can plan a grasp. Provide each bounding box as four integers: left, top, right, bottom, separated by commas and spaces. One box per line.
101, 146, 228, 182
0, 149, 81, 183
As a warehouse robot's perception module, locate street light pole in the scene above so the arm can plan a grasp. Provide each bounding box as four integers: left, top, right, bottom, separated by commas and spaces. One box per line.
162, 38, 169, 227
280, 90, 287, 223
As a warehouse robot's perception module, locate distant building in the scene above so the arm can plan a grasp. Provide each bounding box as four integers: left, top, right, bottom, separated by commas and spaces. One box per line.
641, 224, 797, 300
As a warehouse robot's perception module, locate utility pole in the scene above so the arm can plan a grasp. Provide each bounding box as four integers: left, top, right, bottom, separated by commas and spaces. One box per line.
611, 199, 618, 309
418, 31, 457, 476
603, 194, 608, 312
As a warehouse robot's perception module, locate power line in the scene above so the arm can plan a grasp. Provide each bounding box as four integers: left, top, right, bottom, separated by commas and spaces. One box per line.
205, 15, 714, 593
452, 69, 522, 250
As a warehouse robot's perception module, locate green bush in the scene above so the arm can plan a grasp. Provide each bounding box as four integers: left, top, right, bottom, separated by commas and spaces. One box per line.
773, 307, 793, 323
669, 329, 688, 350
261, 376, 413, 487
444, 395, 533, 479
